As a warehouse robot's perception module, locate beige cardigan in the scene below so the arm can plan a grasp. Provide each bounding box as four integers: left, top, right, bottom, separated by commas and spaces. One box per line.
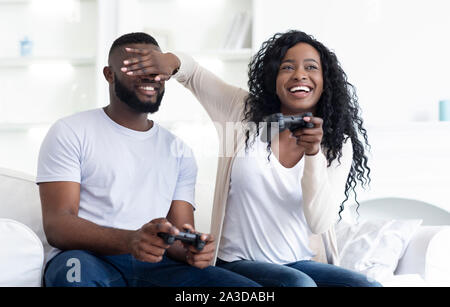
175, 53, 353, 266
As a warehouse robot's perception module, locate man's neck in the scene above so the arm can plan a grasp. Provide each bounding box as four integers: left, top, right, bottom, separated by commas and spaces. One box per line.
104, 101, 153, 132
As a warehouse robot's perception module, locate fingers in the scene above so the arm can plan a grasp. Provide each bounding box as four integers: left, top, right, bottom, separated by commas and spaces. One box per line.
154, 74, 171, 82
122, 48, 170, 77
146, 219, 179, 235
134, 242, 167, 263
186, 244, 215, 269
303, 115, 323, 127
123, 67, 159, 77
125, 47, 150, 56
122, 60, 157, 76
180, 224, 215, 268
291, 116, 323, 136
123, 54, 152, 66
142, 219, 179, 249
186, 251, 214, 269
290, 116, 323, 155
181, 223, 195, 233
186, 235, 215, 254
133, 219, 181, 263
181, 224, 215, 248
293, 133, 321, 143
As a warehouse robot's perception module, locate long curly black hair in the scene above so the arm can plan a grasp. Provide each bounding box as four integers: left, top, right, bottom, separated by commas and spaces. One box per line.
244, 30, 371, 217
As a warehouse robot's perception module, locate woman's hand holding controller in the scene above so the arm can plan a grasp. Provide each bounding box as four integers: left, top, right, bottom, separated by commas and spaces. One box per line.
291, 116, 324, 156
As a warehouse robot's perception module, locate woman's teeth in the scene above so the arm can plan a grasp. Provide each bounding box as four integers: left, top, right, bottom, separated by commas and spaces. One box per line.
289, 86, 310, 93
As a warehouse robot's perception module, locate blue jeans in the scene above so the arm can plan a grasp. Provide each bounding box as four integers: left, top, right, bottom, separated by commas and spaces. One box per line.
216, 259, 383, 287
44, 250, 261, 287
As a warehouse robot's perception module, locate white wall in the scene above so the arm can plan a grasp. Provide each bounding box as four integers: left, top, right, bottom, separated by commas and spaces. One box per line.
253, 0, 450, 124
0, 0, 98, 124
0, 0, 99, 177
355, 122, 450, 211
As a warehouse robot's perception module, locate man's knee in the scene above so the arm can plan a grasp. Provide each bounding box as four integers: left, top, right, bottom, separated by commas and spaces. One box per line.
44, 250, 125, 287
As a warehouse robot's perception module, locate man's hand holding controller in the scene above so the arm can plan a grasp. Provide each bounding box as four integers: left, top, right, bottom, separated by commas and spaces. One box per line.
128, 218, 176, 263
128, 218, 214, 269
162, 224, 215, 270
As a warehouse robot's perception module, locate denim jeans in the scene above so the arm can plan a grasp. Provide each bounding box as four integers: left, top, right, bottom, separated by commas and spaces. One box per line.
44, 250, 261, 287
216, 259, 383, 287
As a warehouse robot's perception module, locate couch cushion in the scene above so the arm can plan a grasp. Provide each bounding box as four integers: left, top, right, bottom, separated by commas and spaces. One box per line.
0, 219, 44, 286
0, 168, 50, 257
335, 219, 422, 282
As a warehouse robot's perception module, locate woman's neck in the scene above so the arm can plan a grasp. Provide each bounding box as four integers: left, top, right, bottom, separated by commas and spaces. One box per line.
271, 130, 305, 168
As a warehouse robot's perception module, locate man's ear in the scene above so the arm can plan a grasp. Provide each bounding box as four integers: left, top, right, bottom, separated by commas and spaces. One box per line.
103, 66, 114, 84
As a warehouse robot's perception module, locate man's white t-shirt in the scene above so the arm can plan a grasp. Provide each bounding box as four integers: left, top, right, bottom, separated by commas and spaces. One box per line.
218, 135, 315, 265
37, 108, 197, 261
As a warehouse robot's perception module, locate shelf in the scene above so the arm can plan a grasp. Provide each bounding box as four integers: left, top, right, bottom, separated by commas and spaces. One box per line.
0, 0, 29, 3
0, 123, 51, 132
0, 57, 96, 68
0, 0, 95, 3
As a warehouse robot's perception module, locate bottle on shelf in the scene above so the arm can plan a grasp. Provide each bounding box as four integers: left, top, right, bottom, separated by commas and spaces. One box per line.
20, 36, 33, 57
439, 100, 450, 121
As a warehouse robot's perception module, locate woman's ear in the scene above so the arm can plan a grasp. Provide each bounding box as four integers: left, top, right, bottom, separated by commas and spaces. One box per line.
103, 66, 114, 84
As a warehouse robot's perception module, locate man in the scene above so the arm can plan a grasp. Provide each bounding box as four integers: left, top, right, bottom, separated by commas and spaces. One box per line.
38, 32, 260, 287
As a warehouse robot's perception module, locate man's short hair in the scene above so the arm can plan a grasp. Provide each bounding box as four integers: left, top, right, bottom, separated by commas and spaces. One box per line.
108, 32, 159, 58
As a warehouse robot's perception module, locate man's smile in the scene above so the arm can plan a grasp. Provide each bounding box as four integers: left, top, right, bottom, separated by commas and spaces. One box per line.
136, 84, 159, 97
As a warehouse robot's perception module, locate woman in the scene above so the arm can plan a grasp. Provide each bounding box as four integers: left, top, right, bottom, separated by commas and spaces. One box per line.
121, 30, 381, 287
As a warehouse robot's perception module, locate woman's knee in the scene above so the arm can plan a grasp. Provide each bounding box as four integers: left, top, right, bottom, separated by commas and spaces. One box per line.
277, 270, 317, 287
219, 260, 317, 287
349, 274, 383, 287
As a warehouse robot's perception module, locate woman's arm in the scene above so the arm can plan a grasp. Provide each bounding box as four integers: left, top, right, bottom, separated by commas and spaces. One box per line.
301, 138, 353, 234
174, 53, 248, 124
122, 49, 247, 125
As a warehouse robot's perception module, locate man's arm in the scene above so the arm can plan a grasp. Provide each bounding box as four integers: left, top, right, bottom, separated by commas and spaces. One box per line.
40, 181, 176, 262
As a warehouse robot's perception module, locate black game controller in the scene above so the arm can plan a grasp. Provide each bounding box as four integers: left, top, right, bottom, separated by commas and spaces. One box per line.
265, 112, 314, 132
158, 229, 206, 251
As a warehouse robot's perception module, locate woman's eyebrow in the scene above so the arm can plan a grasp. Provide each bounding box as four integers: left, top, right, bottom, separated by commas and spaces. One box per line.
281, 58, 320, 64
281, 59, 295, 64
304, 58, 320, 64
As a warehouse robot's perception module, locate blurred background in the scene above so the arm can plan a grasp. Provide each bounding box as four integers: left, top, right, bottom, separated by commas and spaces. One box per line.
1, 0, 449, 232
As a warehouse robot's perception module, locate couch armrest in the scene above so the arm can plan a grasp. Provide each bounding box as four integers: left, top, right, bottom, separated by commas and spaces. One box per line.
0, 218, 44, 286
395, 226, 450, 284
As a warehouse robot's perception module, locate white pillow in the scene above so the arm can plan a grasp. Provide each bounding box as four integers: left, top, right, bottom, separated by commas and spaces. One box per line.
335, 219, 422, 282
0, 218, 44, 287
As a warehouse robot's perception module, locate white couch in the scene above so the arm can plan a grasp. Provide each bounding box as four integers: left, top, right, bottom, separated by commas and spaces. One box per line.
1, 167, 449, 287
342, 197, 450, 286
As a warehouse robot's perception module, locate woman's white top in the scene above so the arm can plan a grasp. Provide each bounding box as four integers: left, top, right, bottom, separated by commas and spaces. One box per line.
218, 134, 315, 264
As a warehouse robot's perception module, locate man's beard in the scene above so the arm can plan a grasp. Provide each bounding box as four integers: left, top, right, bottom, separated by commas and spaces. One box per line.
114, 74, 164, 114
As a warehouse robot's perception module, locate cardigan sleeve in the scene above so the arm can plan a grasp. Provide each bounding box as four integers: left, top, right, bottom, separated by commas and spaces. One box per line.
173, 52, 247, 125
301, 138, 353, 234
